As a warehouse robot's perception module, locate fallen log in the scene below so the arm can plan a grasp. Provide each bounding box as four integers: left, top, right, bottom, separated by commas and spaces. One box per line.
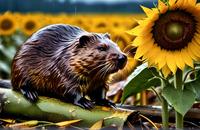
118, 105, 200, 121
0, 87, 138, 128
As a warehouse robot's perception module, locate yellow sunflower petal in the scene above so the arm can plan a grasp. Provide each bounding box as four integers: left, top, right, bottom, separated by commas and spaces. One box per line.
187, 0, 197, 7
136, 19, 143, 24
162, 65, 171, 78
193, 7, 200, 19
128, 19, 153, 36
132, 33, 153, 46
166, 51, 177, 74
194, 35, 200, 44
143, 44, 160, 66
184, 0, 197, 13
169, 0, 176, 7
176, 0, 189, 9
187, 43, 199, 60
197, 26, 200, 34
139, 18, 154, 29
181, 48, 194, 68
151, 8, 160, 21
188, 41, 200, 60
155, 48, 167, 70
193, 40, 200, 56
140, 6, 155, 18
158, 0, 168, 13
134, 42, 154, 59
127, 26, 143, 36
175, 0, 184, 8
175, 51, 185, 70
143, 53, 155, 67
194, 34, 200, 45
194, 3, 200, 12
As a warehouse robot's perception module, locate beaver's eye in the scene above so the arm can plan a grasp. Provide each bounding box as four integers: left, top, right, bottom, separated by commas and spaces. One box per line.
97, 46, 107, 51
97, 44, 108, 51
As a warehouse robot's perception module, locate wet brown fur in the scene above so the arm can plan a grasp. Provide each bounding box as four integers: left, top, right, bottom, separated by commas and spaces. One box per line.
11, 24, 126, 106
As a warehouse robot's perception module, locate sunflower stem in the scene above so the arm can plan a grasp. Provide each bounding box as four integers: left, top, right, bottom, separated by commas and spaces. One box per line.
174, 69, 184, 129
176, 111, 184, 129
161, 96, 169, 129
161, 80, 169, 129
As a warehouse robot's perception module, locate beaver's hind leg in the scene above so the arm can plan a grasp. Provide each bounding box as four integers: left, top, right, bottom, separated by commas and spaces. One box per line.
20, 80, 38, 102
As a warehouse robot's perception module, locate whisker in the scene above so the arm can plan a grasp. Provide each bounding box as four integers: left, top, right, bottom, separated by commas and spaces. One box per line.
97, 63, 113, 80
93, 65, 107, 80
94, 58, 114, 62
89, 62, 109, 73
99, 68, 108, 79
99, 66, 108, 79
115, 36, 120, 44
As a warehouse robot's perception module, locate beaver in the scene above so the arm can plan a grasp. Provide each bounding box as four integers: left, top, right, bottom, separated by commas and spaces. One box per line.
11, 24, 127, 109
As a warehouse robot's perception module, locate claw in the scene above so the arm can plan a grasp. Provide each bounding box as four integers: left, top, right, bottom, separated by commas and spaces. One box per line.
20, 87, 38, 103
74, 97, 94, 109
95, 99, 116, 108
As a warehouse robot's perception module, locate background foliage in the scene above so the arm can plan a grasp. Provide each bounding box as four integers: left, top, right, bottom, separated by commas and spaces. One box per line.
0, 12, 144, 79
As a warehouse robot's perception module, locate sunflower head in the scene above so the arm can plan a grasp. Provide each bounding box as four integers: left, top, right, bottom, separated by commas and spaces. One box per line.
128, 0, 200, 77
153, 10, 196, 51
91, 17, 111, 33
0, 12, 17, 35
21, 16, 40, 36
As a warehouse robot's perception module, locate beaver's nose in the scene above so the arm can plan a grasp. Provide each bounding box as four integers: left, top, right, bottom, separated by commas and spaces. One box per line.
118, 54, 127, 69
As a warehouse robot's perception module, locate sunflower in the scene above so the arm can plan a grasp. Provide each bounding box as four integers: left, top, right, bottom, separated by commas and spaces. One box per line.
0, 12, 17, 35
21, 15, 41, 36
72, 15, 92, 31
128, 0, 200, 77
91, 17, 111, 33
112, 28, 131, 50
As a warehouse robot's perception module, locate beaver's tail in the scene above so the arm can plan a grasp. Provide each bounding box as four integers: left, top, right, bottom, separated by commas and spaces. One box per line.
0, 80, 12, 89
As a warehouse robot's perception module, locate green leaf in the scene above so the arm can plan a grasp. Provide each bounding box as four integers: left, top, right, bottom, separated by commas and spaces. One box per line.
185, 78, 200, 101
121, 63, 161, 103
0, 46, 16, 60
0, 61, 10, 73
162, 85, 195, 116
126, 63, 148, 80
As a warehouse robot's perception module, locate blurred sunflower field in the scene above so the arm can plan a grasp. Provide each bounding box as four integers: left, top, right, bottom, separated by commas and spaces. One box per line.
0, 12, 144, 79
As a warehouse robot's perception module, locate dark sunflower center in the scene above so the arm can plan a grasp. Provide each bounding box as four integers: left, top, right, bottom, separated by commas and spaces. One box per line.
76, 20, 83, 25
152, 10, 196, 51
114, 22, 119, 27
25, 21, 35, 30
97, 23, 106, 28
1, 18, 13, 30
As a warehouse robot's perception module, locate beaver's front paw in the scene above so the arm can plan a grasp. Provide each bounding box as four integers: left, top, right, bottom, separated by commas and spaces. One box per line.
95, 99, 116, 108
75, 97, 94, 109
20, 86, 38, 103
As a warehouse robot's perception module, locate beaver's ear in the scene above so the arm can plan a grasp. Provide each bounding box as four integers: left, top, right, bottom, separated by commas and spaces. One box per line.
104, 33, 111, 39
79, 35, 91, 47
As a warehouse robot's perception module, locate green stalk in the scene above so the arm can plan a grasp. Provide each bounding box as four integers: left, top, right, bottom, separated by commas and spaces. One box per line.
161, 96, 169, 129
176, 111, 183, 129
174, 69, 184, 129
161, 80, 169, 129
0, 88, 135, 128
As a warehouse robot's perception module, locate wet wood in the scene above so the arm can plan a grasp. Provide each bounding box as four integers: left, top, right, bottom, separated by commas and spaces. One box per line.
118, 105, 200, 121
